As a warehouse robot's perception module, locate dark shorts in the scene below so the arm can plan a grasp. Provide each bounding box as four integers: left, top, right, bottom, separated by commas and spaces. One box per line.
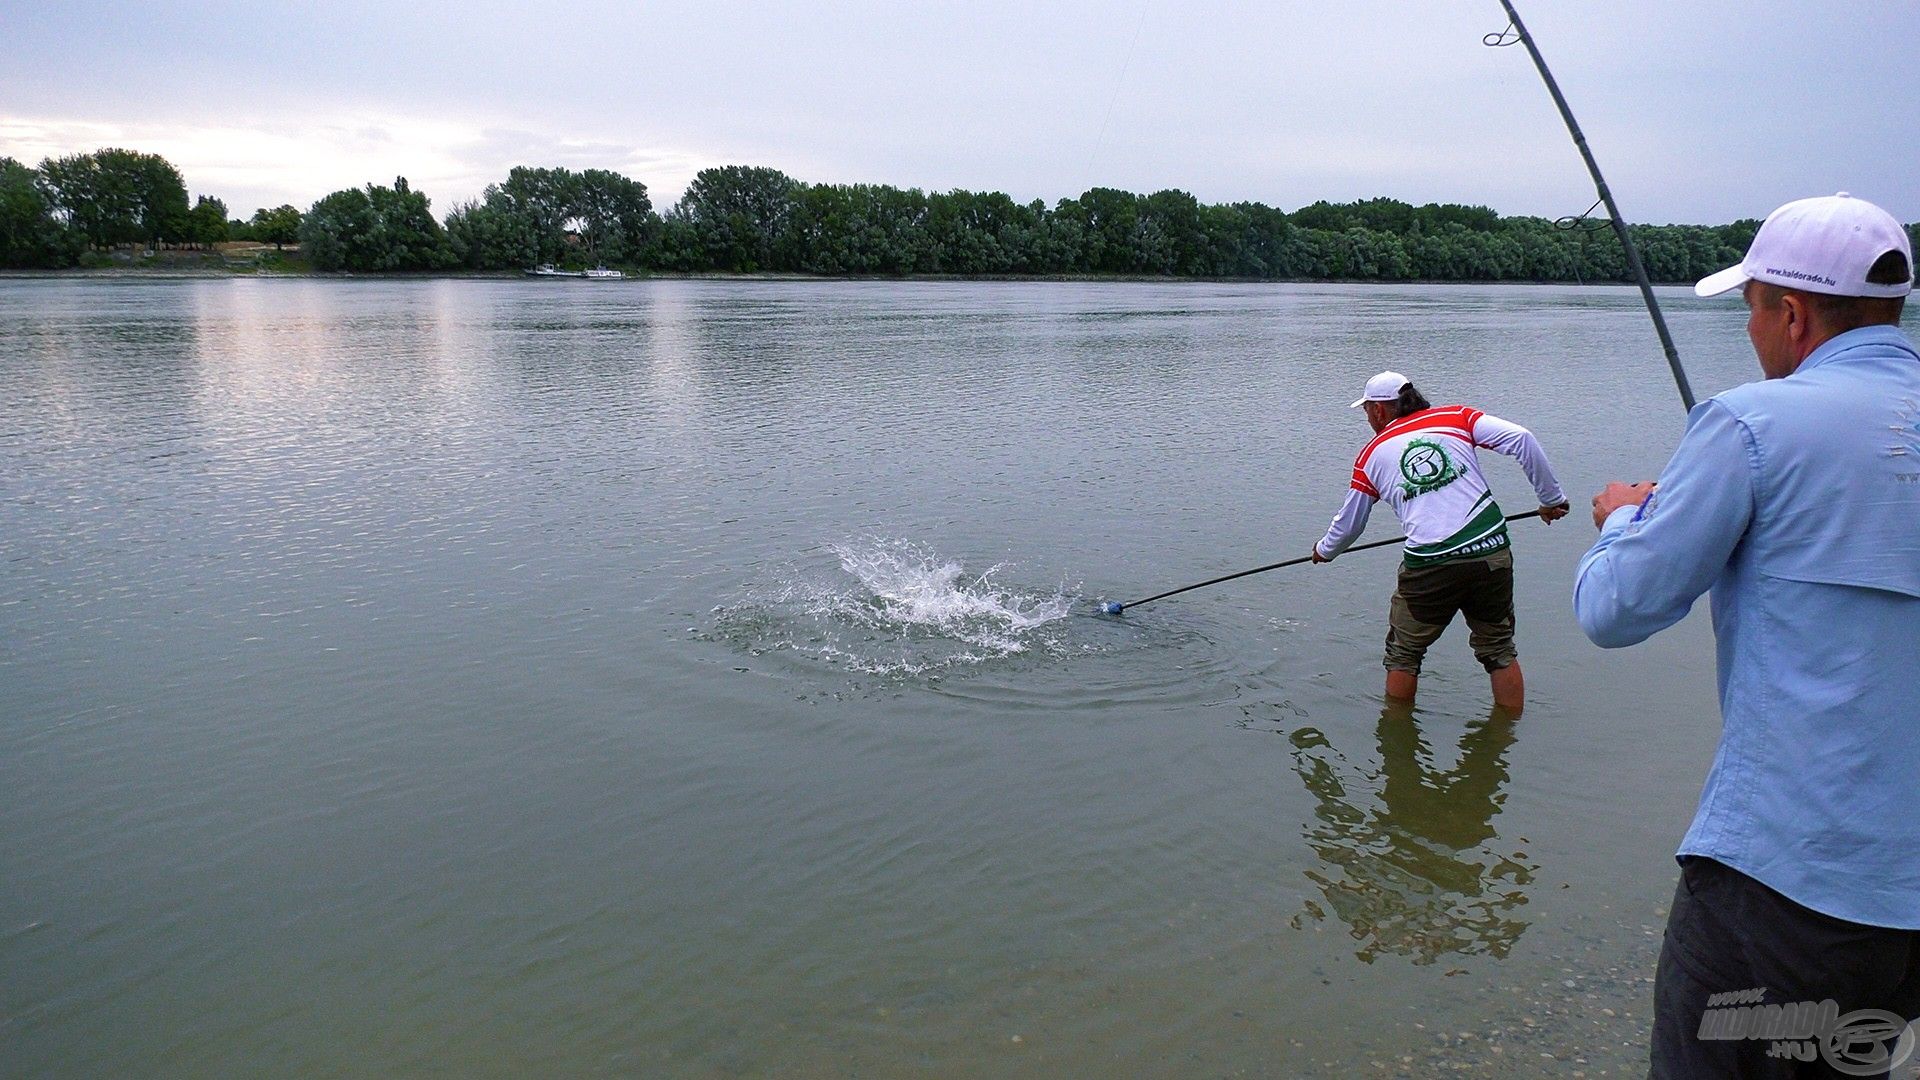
1651, 856, 1920, 1079
1383, 548, 1515, 675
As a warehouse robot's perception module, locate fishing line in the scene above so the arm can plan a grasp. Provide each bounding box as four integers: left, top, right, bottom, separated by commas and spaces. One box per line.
1084, 2, 1152, 188
1096, 2, 1697, 618
1487, 0, 1697, 411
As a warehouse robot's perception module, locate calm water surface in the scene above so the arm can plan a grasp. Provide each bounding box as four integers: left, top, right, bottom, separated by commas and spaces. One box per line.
3, 278, 1766, 1076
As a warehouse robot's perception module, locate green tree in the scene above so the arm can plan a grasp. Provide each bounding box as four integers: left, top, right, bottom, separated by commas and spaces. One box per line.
1139, 189, 1207, 275
250, 204, 302, 249
495, 166, 580, 265
0, 157, 79, 267
37, 148, 190, 248
783, 183, 934, 275
923, 189, 1043, 274
1062, 187, 1142, 273
642, 210, 702, 271
299, 188, 370, 270
444, 195, 538, 270
676, 166, 801, 272
299, 177, 452, 271
572, 168, 655, 265
188, 195, 229, 248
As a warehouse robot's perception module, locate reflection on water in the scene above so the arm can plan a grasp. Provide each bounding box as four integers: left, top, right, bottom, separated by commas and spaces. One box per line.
1286, 704, 1537, 965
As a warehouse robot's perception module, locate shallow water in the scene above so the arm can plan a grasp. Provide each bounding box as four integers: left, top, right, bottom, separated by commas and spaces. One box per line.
2, 277, 1768, 1075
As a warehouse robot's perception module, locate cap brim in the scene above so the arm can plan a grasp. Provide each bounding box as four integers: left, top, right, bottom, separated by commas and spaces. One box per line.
1694, 263, 1749, 298
1349, 397, 1367, 408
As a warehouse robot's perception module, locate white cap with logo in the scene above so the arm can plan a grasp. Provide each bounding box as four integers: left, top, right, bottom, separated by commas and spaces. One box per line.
1350, 370, 1410, 409
1695, 192, 1914, 299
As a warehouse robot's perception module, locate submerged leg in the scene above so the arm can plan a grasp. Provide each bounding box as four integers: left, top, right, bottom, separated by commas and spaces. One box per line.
1384, 565, 1445, 705
1489, 661, 1524, 714
1385, 669, 1419, 702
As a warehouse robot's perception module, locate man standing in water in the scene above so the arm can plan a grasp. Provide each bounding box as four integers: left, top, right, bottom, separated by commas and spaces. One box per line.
1311, 374, 1570, 712
1573, 193, 1920, 1078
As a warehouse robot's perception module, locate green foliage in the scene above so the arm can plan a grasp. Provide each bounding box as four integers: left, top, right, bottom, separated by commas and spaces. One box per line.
37, 148, 190, 248
299, 177, 453, 271
442, 166, 655, 270
0, 157, 81, 267
189, 196, 229, 247
299, 189, 368, 270
624, 175, 1765, 283
250, 204, 302, 248
496, 166, 580, 265
675, 166, 801, 272
785, 183, 935, 274
573, 168, 654, 264
1, 141, 1814, 284
921, 190, 1045, 274
642, 211, 702, 271
445, 196, 537, 271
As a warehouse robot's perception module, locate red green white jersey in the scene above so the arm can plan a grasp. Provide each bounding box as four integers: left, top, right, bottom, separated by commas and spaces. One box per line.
1315, 405, 1567, 568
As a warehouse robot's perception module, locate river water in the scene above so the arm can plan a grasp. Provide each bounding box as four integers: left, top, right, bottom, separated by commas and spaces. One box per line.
2, 278, 1766, 1076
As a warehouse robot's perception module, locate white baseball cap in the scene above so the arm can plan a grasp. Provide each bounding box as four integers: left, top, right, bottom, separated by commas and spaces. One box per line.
1350, 370, 1410, 409
1695, 192, 1913, 299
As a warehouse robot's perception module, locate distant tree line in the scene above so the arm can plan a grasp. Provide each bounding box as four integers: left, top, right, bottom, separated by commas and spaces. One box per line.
2, 149, 302, 267
7, 147, 1918, 285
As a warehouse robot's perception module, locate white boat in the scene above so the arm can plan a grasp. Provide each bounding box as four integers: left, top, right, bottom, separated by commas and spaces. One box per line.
524, 264, 625, 279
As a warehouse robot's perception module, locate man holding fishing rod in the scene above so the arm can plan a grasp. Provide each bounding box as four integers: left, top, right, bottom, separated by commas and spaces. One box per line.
1574, 193, 1920, 1078
1310, 375, 1570, 713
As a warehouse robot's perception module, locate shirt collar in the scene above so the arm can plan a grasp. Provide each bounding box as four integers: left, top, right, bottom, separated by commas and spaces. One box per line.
1796, 324, 1918, 375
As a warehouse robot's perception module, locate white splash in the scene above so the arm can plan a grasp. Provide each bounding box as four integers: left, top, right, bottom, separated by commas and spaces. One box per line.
712, 538, 1077, 677
827, 539, 1072, 651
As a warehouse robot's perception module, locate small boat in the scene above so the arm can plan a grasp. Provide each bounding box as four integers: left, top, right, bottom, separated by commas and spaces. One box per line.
524, 264, 625, 279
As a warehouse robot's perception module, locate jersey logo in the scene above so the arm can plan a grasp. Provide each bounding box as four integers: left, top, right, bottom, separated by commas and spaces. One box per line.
1399, 438, 1460, 498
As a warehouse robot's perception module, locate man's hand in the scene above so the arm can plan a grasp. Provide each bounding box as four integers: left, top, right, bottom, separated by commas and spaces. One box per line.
1310, 546, 1330, 564
1591, 481, 1657, 529
1539, 501, 1571, 524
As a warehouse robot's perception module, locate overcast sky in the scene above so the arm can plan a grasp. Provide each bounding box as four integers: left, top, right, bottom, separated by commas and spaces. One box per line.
4, 1, 1914, 224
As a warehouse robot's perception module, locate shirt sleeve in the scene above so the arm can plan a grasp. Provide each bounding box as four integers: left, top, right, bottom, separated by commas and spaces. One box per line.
1573, 401, 1756, 649
1471, 412, 1568, 507
1316, 488, 1375, 559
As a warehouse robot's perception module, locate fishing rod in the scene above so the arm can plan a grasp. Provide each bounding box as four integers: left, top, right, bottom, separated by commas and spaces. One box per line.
1101, 4, 1687, 618
1099, 510, 1544, 615
1488, 0, 1696, 411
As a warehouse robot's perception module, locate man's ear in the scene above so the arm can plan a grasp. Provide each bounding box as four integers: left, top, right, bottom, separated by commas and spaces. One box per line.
1781, 291, 1811, 344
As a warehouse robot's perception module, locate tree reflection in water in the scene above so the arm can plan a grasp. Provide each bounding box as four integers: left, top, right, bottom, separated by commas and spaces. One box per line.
1284, 703, 1537, 965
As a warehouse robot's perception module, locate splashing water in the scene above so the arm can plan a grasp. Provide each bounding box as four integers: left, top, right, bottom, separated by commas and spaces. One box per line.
709, 538, 1079, 678
829, 540, 1072, 647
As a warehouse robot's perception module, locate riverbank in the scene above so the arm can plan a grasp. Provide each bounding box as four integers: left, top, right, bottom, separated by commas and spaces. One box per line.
0, 266, 1699, 288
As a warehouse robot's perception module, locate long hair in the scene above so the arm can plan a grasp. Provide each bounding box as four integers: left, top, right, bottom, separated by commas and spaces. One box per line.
1390, 382, 1431, 420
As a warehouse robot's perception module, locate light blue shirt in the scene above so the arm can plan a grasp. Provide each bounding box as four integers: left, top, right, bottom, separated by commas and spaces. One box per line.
1574, 324, 1920, 929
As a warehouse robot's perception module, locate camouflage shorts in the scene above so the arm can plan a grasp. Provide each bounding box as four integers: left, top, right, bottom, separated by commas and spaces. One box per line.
1383, 548, 1516, 675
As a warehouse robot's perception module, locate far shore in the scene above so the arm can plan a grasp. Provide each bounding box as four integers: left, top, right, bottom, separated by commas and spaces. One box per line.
0, 267, 1699, 288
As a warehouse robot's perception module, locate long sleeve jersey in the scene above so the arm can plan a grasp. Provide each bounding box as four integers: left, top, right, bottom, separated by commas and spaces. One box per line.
1573, 326, 1920, 929
1315, 405, 1566, 567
